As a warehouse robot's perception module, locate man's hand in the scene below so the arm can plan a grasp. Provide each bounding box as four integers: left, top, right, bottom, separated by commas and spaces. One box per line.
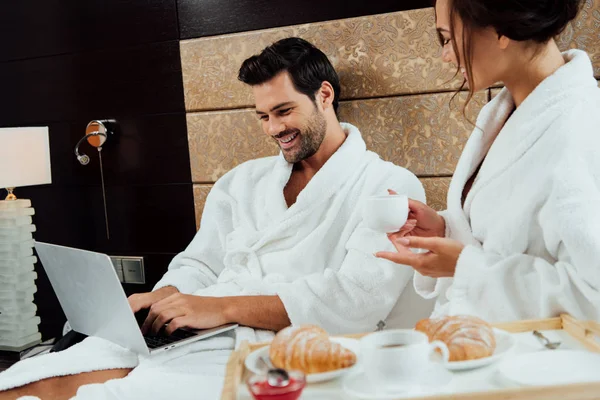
375, 236, 464, 278
128, 286, 179, 314
141, 294, 230, 335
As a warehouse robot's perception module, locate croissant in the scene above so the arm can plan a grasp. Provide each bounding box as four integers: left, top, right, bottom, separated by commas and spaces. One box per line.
269, 325, 356, 374
415, 315, 496, 362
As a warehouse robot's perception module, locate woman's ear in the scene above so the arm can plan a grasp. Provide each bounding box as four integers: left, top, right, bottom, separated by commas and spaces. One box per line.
497, 34, 510, 50
317, 81, 335, 111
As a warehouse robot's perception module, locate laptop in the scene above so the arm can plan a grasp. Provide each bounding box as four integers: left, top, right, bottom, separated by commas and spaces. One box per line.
34, 242, 237, 355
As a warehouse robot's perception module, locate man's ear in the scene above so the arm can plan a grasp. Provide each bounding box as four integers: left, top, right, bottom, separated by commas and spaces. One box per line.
317, 81, 335, 111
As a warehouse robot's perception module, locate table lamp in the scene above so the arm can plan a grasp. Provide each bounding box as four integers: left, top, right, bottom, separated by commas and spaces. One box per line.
0, 127, 51, 352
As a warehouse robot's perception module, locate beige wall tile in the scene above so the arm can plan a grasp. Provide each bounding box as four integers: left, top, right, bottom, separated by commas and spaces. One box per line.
338, 91, 486, 176
188, 91, 485, 182
188, 110, 279, 182
181, 8, 461, 112
181, 0, 599, 112
557, 0, 600, 78
193, 177, 451, 229
193, 184, 212, 230
420, 177, 451, 211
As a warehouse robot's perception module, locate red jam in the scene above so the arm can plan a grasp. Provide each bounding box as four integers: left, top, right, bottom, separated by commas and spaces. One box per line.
247, 372, 306, 400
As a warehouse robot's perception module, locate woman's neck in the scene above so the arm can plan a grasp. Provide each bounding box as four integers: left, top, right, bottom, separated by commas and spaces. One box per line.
503, 40, 566, 108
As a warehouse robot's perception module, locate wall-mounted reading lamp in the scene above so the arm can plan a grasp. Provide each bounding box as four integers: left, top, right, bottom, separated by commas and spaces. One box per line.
74, 120, 116, 239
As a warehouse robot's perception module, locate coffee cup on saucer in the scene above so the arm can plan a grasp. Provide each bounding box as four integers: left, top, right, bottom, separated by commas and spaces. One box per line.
362, 194, 409, 233
360, 329, 449, 392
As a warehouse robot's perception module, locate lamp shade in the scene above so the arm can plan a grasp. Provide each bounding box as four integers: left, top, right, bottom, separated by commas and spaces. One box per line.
0, 127, 52, 189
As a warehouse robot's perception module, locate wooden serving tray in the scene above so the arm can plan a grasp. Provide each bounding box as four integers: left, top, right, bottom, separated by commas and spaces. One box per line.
220, 314, 600, 400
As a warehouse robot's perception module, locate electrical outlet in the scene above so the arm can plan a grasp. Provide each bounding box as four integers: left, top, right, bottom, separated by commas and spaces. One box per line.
109, 256, 145, 284
122, 257, 145, 284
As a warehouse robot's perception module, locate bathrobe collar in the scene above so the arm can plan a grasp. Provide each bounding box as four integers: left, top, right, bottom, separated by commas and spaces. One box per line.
453, 50, 597, 222
266, 122, 369, 218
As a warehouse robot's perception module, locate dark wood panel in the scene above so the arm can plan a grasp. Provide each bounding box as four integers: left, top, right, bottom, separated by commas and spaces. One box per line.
0, 0, 178, 62
96, 183, 197, 254
18, 183, 195, 254
18, 185, 106, 251
12, 113, 191, 187
94, 114, 192, 186
178, 0, 432, 39
0, 41, 185, 126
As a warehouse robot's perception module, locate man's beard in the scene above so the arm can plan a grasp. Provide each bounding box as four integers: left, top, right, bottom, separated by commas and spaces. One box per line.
278, 108, 327, 163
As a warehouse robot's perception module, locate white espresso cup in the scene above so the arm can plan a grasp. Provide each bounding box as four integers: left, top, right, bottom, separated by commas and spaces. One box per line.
360, 329, 449, 392
362, 194, 409, 233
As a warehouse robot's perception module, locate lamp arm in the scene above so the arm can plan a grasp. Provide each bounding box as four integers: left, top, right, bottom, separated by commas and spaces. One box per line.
74, 131, 107, 165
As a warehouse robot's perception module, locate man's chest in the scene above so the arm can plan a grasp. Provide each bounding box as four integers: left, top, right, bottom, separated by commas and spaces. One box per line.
283, 172, 309, 207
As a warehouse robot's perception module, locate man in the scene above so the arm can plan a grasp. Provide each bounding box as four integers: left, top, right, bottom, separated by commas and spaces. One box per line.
0, 37, 427, 399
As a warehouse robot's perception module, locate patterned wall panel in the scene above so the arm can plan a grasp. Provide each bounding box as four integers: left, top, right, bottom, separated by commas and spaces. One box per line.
338, 91, 486, 176
557, 0, 600, 78
187, 1, 600, 231
181, 0, 599, 113
193, 177, 451, 229
188, 91, 485, 182
188, 110, 279, 182
420, 177, 451, 211
193, 184, 212, 229
181, 8, 461, 112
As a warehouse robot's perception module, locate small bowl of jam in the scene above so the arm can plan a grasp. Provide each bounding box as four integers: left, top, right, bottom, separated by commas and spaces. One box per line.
246, 370, 306, 400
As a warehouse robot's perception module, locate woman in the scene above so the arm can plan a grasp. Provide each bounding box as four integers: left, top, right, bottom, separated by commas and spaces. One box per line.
376, 0, 600, 322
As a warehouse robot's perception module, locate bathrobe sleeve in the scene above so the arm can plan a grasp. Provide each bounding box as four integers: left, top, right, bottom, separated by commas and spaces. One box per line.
154, 185, 232, 294
275, 169, 426, 334
450, 118, 600, 321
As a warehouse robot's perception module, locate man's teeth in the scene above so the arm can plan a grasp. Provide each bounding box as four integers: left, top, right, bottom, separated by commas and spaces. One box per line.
280, 133, 298, 143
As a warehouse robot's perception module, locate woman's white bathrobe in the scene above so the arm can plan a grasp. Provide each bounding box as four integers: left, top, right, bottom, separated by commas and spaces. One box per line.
415, 50, 600, 323
0, 123, 428, 399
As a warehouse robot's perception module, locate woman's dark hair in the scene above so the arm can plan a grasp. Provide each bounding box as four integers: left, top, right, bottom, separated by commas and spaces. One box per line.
436, 0, 585, 110
238, 37, 341, 113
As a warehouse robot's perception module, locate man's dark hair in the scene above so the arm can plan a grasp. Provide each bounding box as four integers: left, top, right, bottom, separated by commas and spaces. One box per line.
238, 37, 341, 113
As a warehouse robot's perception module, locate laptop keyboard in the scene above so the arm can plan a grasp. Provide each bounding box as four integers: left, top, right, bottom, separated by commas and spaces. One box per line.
143, 329, 198, 349
134, 309, 197, 349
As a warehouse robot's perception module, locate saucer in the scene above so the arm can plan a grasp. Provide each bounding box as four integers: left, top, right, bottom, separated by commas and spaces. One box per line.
444, 328, 516, 371
245, 337, 360, 383
343, 363, 452, 399
498, 350, 600, 387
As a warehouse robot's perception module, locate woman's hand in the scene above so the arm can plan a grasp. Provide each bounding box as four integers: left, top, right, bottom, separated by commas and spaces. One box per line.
375, 236, 464, 278
387, 189, 446, 240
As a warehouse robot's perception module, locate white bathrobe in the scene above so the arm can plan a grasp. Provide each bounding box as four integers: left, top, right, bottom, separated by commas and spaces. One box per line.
156, 122, 428, 336
0, 123, 429, 399
415, 50, 600, 323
